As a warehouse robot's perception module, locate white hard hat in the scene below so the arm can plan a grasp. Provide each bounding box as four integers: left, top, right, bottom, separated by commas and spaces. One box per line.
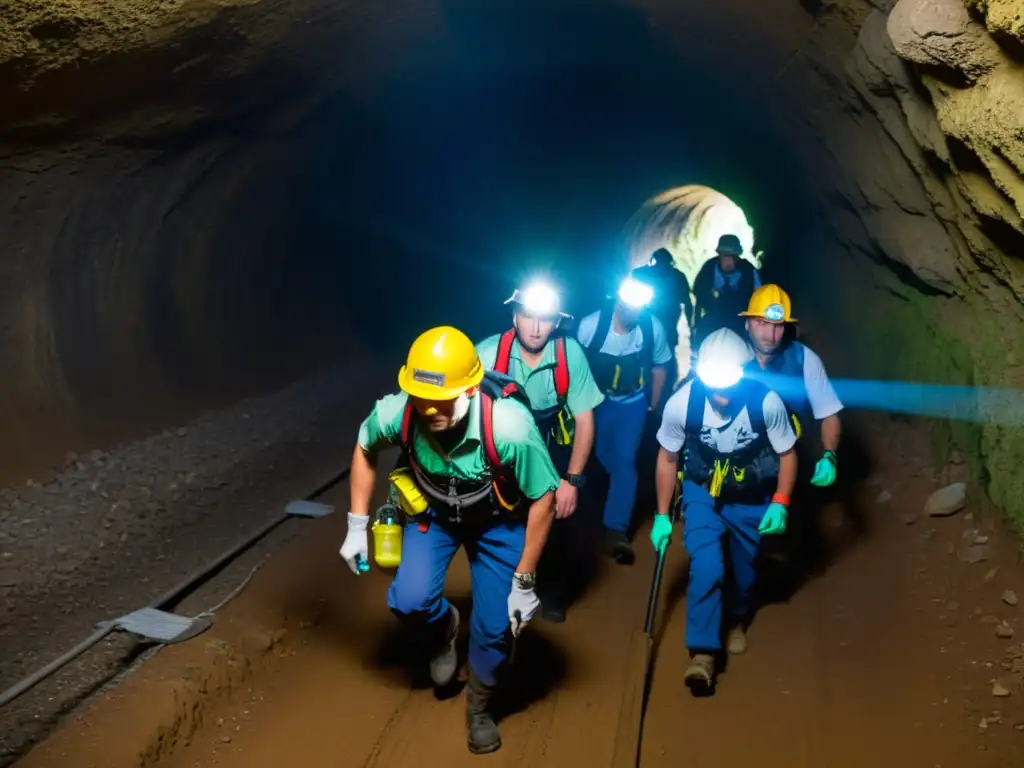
695, 328, 754, 389
504, 281, 570, 318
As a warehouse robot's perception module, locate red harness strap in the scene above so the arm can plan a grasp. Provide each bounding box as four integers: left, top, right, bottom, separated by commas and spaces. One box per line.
494, 329, 516, 375
495, 329, 570, 402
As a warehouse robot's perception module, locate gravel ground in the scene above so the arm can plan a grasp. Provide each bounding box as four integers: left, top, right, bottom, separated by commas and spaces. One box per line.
0, 361, 390, 766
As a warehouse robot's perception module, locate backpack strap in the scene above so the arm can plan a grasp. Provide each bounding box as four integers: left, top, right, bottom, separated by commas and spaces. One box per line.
478, 376, 526, 511
792, 340, 805, 367
494, 329, 516, 375
480, 390, 501, 469
400, 399, 414, 448
745, 381, 767, 439
638, 310, 655, 373
684, 379, 707, 439
588, 303, 615, 352
553, 336, 570, 400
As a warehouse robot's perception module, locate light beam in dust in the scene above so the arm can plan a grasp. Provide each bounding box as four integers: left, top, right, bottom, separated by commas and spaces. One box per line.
793, 377, 1024, 426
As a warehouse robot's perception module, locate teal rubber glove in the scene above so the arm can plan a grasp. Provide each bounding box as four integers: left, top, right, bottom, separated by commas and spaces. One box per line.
650, 514, 673, 554
758, 503, 788, 536
810, 450, 838, 487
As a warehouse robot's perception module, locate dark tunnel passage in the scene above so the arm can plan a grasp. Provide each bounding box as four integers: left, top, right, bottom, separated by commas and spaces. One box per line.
0, 0, 845, 482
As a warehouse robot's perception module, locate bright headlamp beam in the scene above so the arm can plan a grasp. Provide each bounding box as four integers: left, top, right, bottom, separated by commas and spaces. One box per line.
617, 277, 654, 309
696, 359, 743, 390
519, 283, 560, 316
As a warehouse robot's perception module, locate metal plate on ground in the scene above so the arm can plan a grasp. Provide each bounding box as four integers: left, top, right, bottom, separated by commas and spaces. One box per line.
114, 608, 213, 644
285, 499, 336, 518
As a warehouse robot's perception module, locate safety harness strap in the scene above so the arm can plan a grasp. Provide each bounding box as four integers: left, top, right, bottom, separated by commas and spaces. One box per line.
553, 336, 570, 399
494, 329, 570, 403
494, 329, 516, 376
587, 304, 615, 354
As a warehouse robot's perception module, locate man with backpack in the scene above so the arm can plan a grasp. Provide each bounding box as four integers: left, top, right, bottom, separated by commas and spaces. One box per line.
740, 284, 843, 487
650, 328, 798, 693
578, 275, 672, 565
691, 234, 762, 349
740, 284, 844, 576
338, 325, 560, 755
476, 281, 605, 623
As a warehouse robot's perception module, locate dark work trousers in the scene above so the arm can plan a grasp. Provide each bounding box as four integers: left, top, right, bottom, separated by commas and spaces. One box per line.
536, 440, 595, 610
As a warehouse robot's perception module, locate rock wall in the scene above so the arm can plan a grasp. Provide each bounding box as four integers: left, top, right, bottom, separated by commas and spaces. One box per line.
779, 0, 1024, 526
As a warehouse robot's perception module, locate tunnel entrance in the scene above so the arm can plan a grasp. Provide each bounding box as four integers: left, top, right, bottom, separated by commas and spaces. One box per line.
623, 184, 759, 287
622, 184, 759, 373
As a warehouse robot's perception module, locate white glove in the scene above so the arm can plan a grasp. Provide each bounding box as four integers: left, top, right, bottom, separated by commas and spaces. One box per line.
507, 579, 540, 637
339, 513, 370, 575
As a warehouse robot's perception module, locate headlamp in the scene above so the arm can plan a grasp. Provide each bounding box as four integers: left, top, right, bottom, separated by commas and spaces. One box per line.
696, 358, 744, 390
617, 277, 654, 309
518, 283, 560, 317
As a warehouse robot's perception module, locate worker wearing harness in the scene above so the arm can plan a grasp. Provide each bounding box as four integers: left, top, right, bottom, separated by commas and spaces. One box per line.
650, 328, 797, 692
476, 281, 604, 623
578, 275, 672, 565
740, 284, 844, 575
691, 234, 762, 349
340, 326, 560, 755
740, 284, 843, 486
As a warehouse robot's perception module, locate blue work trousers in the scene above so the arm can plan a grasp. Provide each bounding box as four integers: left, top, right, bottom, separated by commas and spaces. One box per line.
681, 480, 768, 651
594, 394, 648, 533
387, 513, 525, 686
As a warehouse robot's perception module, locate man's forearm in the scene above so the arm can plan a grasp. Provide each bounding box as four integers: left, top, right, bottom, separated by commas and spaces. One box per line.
517, 491, 555, 573
655, 448, 679, 515
821, 413, 841, 453
775, 449, 797, 499
651, 366, 667, 410
567, 410, 594, 475
349, 444, 378, 516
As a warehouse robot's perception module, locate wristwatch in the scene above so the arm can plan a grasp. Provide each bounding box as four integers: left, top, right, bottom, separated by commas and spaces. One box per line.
564, 473, 586, 488
513, 572, 536, 591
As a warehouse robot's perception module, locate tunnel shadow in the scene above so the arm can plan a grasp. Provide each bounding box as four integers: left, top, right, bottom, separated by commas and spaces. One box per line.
755, 419, 876, 608
493, 630, 568, 721
361, 593, 567, 713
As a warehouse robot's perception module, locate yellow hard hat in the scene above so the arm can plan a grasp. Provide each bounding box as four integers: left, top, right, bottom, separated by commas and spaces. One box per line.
397, 326, 485, 400
739, 284, 798, 324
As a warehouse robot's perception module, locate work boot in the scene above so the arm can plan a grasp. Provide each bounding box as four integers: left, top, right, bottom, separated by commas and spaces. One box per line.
726, 626, 748, 655
602, 529, 635, 565
429, 604, 459, 687
465, 670, 501, 754
684, 653, 716, 693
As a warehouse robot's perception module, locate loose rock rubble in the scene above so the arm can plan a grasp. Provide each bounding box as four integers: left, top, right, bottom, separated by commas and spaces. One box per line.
0, 362, 383, 765
925, 482, 967, 518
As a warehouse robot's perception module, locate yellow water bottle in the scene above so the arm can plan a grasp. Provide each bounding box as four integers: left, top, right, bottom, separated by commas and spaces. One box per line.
372, 503, 403, 568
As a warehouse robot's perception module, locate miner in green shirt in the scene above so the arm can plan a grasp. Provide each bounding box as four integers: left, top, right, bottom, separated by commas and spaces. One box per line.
339, 325, 559, 756
476, 280, 605, 623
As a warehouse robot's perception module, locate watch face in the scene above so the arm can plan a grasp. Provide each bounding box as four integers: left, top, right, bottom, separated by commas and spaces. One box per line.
568, 473, 586, 488
515, 573, 536, 589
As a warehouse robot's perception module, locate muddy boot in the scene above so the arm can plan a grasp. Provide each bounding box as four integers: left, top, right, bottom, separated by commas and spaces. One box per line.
429, 604, 459, 687
465, 670, 501, 754
684, 653, 716, 693
726, 626, 747, 655
602, 529, 635, 565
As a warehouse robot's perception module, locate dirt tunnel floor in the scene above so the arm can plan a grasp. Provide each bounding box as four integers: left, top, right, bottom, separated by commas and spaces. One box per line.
15, 417, 1024, 768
